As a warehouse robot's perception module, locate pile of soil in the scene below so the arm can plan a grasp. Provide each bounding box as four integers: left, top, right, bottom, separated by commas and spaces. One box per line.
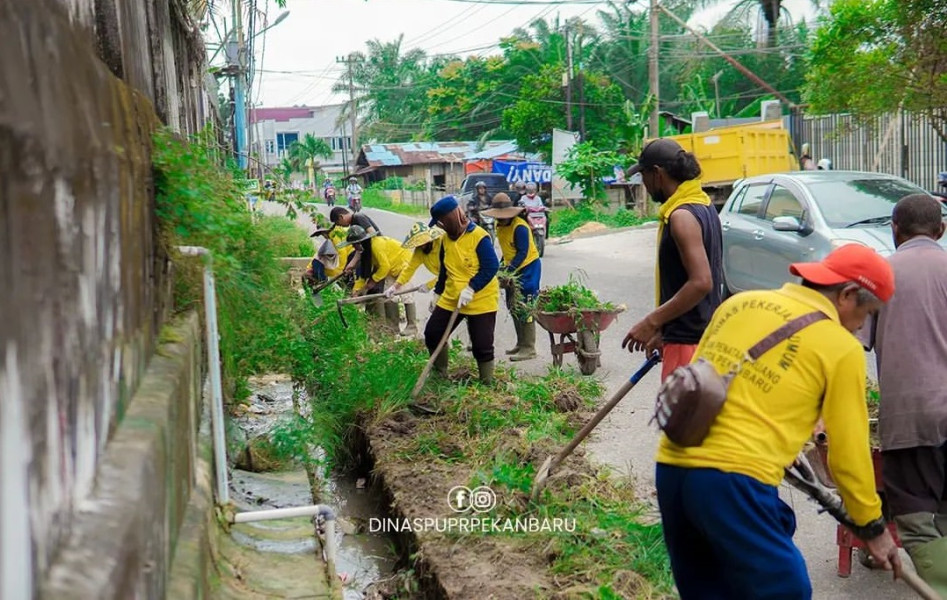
567, 222, 608, 237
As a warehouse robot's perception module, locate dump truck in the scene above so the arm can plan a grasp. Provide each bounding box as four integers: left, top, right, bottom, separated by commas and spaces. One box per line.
657, 119, 800, 208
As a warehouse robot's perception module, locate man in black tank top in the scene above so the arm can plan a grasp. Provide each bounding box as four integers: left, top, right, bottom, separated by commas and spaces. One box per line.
622, 139, 724, 380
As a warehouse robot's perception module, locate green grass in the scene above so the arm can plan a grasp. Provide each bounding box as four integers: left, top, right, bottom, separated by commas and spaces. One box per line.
550, 204, 654, 238
362, 188, 430, 217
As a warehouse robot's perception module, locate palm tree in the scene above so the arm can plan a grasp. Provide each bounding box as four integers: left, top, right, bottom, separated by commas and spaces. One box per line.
274, 157, 296, 184
696, 0, 822, 47
288, 134, 333, 187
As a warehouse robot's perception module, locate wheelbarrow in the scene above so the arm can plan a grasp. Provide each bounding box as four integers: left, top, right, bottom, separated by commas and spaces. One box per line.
804, 425, 903, 578
533, 307, 625, 375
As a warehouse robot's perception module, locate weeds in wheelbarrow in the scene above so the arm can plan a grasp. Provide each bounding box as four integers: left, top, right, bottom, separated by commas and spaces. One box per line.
530, 272, 616, 313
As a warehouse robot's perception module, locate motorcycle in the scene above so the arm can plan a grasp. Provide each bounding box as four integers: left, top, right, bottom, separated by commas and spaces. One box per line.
348, 193, 362, 213
525, 205, 548, 257
324, 187, 337, 207
466, 202, 496, 243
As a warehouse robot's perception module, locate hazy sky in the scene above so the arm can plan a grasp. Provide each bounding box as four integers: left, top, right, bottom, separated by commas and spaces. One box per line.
228, 0, 818, 108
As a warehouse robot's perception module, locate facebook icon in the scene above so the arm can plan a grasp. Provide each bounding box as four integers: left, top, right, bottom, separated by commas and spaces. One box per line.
448, 486, 472, 513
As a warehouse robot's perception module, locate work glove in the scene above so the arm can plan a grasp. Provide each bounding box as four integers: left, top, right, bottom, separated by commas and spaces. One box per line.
458, 286, 475, 308
429, 294, 440, 313
384, 283, 402, 299
416, 284, 430, 295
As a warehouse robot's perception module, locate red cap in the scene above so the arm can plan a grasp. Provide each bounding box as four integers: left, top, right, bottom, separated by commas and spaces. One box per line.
789, 244, 895, 302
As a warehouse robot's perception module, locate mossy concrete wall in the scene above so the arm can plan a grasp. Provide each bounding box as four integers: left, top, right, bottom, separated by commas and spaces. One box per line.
40, 312, 210, 599
0, 0, 208, 597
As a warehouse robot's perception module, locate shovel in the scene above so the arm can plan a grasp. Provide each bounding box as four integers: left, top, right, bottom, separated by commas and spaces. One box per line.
785, 453, 940, 600
531, 352, 661, 501
410, 306, 461, 400
336, 284, 424, 328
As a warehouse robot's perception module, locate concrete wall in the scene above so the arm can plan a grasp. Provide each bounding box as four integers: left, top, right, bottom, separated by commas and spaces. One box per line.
0, 0, 207, 597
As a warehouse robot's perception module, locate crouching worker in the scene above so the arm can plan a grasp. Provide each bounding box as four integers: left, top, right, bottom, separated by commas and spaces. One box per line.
304, 226, 354, 291
483, 193, 540, 361
656, 244, 902, 599
337, 225, 415, 335
383, 222, 444, 337
426, 196, 500, 384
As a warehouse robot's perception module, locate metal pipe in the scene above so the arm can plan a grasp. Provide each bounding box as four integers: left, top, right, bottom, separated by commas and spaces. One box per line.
177, 246, 230, 505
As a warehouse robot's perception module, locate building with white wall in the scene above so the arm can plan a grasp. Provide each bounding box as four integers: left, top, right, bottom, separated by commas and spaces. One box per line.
249, 103, 353, 176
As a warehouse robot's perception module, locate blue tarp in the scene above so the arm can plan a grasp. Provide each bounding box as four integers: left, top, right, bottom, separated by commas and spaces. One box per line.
492, 160, 552, 184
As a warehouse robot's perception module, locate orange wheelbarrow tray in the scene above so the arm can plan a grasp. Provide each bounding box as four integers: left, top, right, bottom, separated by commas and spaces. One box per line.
533, 306, 625, 376
806, 434, 901, 578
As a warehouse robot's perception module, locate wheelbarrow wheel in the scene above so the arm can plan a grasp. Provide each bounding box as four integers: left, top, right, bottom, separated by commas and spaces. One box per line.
577, 330, 599, 376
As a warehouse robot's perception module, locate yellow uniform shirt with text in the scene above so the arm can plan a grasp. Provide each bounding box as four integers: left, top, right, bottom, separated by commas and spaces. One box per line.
396, 238, 442, 290
354, 236, 411, 292
496, 217, 539, 272
656, 283, 882, 526
437, 227, 499, 315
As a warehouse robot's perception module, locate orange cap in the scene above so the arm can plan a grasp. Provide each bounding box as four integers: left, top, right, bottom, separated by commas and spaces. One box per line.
789, 244, 895, 302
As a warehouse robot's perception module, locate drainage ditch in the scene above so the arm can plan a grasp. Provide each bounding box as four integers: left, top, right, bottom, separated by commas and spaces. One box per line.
227, 375, 423, 600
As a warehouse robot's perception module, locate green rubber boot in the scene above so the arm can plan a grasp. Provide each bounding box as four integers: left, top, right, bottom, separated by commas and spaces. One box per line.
506, 319, 523, 355
433, 348, 449, 377
402, 303, 419, 337
477, 360, 495, 385
383, 301, 402, 335
509, 319, 537, 362
907, 537, 947, 597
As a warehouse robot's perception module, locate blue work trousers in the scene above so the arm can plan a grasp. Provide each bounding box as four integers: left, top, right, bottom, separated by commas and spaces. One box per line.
656, 463, 812, 600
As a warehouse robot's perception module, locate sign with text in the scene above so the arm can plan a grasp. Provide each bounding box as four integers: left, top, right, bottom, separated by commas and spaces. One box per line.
492, 160, 552, 184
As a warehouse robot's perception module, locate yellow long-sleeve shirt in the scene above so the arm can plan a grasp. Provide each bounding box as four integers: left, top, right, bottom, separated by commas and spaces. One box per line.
396, 238, 442, 289
657, 283, 882, 526
354, 236, 412, 292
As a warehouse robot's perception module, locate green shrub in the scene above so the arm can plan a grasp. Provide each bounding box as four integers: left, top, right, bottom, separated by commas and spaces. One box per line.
549, 205, 652, 238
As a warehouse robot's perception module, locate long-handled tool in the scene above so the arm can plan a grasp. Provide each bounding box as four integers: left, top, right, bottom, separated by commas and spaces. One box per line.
531, 352, 661, 501
335, 284, 423, 328
785, 453, 941, 600
310, 273, 344, 307
410, 306, 461, 400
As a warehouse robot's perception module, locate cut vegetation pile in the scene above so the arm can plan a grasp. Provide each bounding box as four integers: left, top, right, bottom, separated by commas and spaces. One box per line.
285, 286, 672, 599
533, 275, 617, 313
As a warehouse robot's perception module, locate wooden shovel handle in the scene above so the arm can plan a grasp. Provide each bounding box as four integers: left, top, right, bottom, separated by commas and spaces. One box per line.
411, 307, 461, 399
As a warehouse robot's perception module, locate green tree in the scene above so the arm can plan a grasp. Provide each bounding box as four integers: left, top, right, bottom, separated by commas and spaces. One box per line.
695, 0, 820, 47
555, 141, 628, 202
804, 0, 947, 141
288, 134, 332, 175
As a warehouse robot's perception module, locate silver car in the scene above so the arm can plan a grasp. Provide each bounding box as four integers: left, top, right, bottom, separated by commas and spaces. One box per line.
721, 171, 947, 294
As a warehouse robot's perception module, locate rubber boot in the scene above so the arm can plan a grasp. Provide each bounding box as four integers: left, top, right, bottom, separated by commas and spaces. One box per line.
402, 303, 419, 337
509, 319, 537, 362
383, 302, 401, 335
433, 349, 449, 377
505, 319, 523, 355
477, 360, 495, 385
366, 299, 385, 320
907, 537, 947, 597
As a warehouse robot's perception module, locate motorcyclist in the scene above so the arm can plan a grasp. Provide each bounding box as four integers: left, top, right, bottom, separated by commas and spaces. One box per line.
346, 176, 363, 210
323, 179, 337, 206
518, 182, 549, 237
467, 181, 492, 221
509, 181, 526, 204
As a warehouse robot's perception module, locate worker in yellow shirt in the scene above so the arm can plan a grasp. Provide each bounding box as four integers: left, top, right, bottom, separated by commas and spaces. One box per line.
656, 244, 902, 598
426, 196, 500, 385
337, 225, 414, 335
304, 226, 355, 292
483, 193, 541, 361
383, 222, 444, 337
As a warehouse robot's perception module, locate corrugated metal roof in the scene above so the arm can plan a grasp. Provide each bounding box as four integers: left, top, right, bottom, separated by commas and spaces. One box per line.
357, 141, 512, 167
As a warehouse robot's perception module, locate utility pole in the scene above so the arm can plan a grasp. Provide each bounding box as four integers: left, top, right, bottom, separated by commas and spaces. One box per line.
577, 30, 586, 140
649, 0, 660, 138
564, 25, 573, 131
232, 0, 248, 171
336, 54, 360, 169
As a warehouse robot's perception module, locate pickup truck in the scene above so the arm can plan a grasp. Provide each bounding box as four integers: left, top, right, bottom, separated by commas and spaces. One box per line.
456, 173, 510, 204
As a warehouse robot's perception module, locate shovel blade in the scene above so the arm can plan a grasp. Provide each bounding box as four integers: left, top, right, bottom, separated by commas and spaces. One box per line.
530, 455, 555, 501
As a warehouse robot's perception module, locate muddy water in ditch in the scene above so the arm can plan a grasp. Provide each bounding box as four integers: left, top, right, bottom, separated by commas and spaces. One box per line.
229, 375, 398, 599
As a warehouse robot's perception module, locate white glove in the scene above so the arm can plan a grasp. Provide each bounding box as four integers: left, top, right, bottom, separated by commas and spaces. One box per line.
384, 283, 402, 299
429, 294, 440, 313
458, 286, 475, 308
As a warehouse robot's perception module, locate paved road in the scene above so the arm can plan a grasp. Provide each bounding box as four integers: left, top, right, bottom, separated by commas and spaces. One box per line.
286, 203, 913, 599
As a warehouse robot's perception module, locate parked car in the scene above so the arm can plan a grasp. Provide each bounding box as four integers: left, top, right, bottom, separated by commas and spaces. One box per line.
721, 170, 947, 294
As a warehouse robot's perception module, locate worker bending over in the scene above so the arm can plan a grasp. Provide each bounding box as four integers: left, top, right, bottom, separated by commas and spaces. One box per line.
384, 222, 445, 337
